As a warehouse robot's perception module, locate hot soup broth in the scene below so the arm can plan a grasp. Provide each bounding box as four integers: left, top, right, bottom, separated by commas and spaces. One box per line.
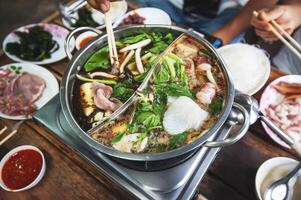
72, 32, 226, 153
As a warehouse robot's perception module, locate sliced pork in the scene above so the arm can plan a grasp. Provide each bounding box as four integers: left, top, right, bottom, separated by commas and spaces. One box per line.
196, 83, 216, 104
92, 82, 118, 111
0, 70, 46, 116
265, 95, 301, 133
14, 73, 46, 103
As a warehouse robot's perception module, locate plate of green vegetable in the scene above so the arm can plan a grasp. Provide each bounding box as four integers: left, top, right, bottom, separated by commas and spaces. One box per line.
3, 23, 74, 65
61, 1, 127, 30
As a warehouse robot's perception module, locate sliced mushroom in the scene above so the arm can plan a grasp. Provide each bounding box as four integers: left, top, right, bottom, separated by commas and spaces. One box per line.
135, 47, 144, 74
119, 50, 135, 74
119, 39, 152, 53
79, 82, 95, 116
198, 63, 220, 91
88, 72, 117, 79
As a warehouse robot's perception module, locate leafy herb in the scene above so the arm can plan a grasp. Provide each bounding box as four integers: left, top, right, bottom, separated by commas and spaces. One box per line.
155, 83, 194, 99
111, 132, 125, 144
133, 132, 147, 146
112, 81, 135, 102
169, 132, 188, 150
10, 65, 22, 74
84, 47, 110, 72
73, 9, 99, 27
6, 26, 59, 61
209, 97, 223, 116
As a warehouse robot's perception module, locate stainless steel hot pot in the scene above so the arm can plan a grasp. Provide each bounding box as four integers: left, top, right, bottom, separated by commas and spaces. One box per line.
61, 25, 250, 171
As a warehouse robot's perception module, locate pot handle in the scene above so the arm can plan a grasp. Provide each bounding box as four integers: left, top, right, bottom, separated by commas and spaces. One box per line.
64, 27, 102, 60
204, 103, 250, 148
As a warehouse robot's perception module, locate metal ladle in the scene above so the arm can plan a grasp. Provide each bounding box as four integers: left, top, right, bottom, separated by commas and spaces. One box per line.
264, 162, 301, 200
234, 93, 294, 146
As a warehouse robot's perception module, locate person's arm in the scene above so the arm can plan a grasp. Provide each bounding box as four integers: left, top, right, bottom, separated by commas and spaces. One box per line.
87, 0, 110, 12
213, 0, 278, 44
251, 1, 301, 41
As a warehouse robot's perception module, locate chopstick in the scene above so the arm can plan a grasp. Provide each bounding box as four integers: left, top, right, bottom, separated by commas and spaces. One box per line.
0, 126, 7, 136
0, 130, 18, 146
105, 11, 119, 67
0, 120, 24, 146
253, 11, 301, 61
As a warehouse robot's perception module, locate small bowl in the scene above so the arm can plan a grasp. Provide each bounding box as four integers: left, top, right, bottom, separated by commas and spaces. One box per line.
255, 157, 299, 200
0, 145, 46, 192
75, 31, 99, 50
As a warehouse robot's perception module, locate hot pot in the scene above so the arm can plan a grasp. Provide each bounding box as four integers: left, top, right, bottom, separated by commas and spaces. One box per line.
61, 25, 250, 171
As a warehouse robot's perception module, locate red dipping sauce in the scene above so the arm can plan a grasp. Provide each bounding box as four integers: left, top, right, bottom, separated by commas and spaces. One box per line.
1, 149, 42, 190
79, 36, 95, 48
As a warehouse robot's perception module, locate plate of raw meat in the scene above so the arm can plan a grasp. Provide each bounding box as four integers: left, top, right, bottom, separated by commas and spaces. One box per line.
260, 75, 301, 148
0, 62, 59, 120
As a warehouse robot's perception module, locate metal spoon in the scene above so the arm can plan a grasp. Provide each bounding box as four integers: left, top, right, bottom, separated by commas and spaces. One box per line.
234, 93, 294, 146
264, 162, 301, 200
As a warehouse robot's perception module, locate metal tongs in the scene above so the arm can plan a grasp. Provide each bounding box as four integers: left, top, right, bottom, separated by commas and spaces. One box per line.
59, 0, 87, 25
87, 34, 186, 134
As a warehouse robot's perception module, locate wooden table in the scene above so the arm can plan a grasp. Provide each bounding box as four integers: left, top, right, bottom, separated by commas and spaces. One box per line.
0, 5, 300, 200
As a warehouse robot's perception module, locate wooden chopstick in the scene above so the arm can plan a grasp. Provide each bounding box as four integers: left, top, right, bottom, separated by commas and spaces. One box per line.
253, 11, 301, 61
105, 12, 114, 64
105, 12, 119, 66
0, 130, 17, 146
270, 20, 301, 52
0, 126, 7, 136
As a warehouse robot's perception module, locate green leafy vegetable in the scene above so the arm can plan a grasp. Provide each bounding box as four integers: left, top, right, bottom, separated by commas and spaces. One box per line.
153, 63, 170, 84
169, 132, 188, 150
148, 41, 168, 54
73, 9, 99, 27
76, 74, 117, 85
6, 26, 59, 61
111, 132, 125, 144
136, 111, 161, 127
163, 57, 176, 79
153, 93, 167, 117
112, 81, 135, 102
121, 33, 149, 44
84, 47, 110, 72
155, 83, 194, 99
209, 97, 224, 116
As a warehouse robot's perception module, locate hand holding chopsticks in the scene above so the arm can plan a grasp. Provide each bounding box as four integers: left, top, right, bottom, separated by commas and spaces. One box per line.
253, 10, 301, 61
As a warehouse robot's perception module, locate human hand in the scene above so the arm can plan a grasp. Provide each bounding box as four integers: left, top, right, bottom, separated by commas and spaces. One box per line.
251, 5, 301, 41
87, 0, 110, 13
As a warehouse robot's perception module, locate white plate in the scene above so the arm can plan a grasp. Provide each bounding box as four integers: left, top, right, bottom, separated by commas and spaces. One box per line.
62, 1, 127, 30
218, 43, 270, 95
0, 63, 59, 120
255, 157, 299, 200
3, 23, 73, 65
113, 7, 172, 28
